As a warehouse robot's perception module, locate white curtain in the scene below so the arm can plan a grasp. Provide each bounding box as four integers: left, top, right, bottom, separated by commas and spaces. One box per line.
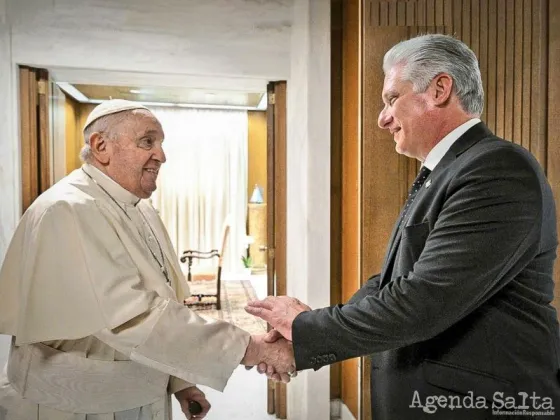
150, 107, 248, 274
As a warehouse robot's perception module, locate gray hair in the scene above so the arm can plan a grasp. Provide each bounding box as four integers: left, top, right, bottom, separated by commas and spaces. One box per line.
383, 34, 484, 116
80, 110, 131, 163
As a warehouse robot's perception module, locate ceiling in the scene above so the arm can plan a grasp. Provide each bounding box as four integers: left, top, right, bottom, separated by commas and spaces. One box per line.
61, 83, 266, 109
11, 0, 293, 98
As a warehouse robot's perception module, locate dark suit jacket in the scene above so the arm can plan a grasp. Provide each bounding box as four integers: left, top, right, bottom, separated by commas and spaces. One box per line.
293, 123, 560, 419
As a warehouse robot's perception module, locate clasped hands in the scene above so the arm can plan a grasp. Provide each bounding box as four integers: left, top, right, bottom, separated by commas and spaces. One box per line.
241, 296, 311, 383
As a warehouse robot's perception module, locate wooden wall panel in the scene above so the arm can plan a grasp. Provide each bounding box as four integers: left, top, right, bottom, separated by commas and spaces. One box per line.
462, 0, 471, 45
358, 1, 557, 419
50, 82, 67, 183
522, 0, 533, 151
362, 22, 409, 420
272, 81, 287, 419
64, 96, 80, 173
20, 67, 36, 213
265, 81, 288, 418
64, 99, 96, 174
487, 0, 497, 132
331, 0, 343, 402
504, 0, 515, 142
479, 0, 488, 124
530, 0, 548, 169
496, 0, 506, 138
417, 0, 426, 26
19, 66, 51, 212
548, 0, 560, 317
513, 0, 524, 146
247, 111, 268, 203
453, 0, 462, 35
471, 0, 479, 56
443, 0, 453, 33
37, 70, 50, 193
340, 0, 361, 416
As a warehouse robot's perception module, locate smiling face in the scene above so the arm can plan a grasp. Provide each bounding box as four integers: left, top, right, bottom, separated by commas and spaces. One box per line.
378, 65, 439, 161
99, 110, 166, 198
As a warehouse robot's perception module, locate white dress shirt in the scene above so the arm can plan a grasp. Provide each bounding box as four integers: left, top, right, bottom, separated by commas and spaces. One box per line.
422, 118, 481, 170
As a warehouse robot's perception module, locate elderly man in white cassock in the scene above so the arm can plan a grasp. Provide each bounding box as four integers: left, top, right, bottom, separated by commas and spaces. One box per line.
0, 100, 295, 420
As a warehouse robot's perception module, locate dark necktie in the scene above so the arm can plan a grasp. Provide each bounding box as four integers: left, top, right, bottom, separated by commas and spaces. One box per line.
398, 166, 431, 228
382, 165, 432, 283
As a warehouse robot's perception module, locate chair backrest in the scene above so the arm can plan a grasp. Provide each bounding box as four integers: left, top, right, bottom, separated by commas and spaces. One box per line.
218, 219, 231, 268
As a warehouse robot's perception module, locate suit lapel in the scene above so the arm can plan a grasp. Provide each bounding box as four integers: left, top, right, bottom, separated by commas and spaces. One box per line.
380, 211, 406, 282
379, 122, 492, 288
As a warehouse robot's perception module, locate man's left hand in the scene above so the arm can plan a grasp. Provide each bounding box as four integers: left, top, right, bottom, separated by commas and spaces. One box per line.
175, 386, 211, 419
245, 296, 311, 341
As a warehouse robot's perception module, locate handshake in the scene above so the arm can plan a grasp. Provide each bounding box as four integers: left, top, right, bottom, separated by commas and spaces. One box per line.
239, 296, 312, 383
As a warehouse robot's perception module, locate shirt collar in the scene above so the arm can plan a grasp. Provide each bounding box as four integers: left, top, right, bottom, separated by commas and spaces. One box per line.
422, 118, 481, 171
82, 163, 141, 206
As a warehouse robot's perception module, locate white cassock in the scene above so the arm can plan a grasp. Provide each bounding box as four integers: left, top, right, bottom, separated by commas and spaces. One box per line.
0, 164, 250, 419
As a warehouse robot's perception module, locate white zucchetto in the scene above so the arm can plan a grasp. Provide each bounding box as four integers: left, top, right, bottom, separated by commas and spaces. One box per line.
83, 99, 150, 131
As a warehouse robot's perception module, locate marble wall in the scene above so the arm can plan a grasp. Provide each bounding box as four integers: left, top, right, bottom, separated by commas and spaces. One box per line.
0, 0, 16, 379
0, 0, 18, 265
286, 0, 331, 419
8, 0, 292, 79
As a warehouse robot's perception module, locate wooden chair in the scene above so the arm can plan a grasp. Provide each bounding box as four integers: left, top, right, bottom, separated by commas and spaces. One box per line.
180, 221, 230, 310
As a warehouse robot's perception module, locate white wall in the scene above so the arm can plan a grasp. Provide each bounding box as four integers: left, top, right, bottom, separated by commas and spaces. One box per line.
0, 0, 18, 374
8, 0, 291, 80
0, 0, 18, 268
286, 0, 331, 419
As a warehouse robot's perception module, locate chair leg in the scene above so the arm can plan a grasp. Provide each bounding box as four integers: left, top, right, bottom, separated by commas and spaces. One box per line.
216, 267, 222, 310
187, 257, 193, 282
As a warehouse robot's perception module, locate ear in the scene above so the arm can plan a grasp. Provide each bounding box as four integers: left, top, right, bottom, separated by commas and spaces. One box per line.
89, 132, 111, 164
431, 73, 454, 106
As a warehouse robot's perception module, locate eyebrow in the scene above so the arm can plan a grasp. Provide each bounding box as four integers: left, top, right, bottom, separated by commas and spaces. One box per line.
382, 90, 399, 102
138, 130, 165, 143
141, 129, 161, 136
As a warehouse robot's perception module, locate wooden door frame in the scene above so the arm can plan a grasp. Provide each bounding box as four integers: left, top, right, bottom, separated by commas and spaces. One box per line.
19, 65, 50, 213
331, 0, 364, 418
266, 80, 288, 419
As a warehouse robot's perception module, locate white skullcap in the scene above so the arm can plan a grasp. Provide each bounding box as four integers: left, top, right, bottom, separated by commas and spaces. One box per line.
83, 99, 150, 131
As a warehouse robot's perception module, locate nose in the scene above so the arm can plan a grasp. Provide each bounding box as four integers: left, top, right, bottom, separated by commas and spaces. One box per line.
378, 106, 392, 129
154, 142, 167, 163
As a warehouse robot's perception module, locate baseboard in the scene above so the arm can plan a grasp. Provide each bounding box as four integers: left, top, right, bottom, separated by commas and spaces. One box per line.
330, 399, 356, 420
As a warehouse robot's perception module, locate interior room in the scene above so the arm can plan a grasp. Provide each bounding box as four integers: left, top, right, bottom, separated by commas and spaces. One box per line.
59, 82, 274, 418
1, 1, 559, 420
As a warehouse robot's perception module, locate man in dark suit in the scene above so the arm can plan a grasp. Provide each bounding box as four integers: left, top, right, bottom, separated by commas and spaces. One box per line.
246, 34, 560, 419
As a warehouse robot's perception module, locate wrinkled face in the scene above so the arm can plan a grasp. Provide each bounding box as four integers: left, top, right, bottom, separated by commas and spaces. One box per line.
378, 66, 435, 161
105, 110, 166, 198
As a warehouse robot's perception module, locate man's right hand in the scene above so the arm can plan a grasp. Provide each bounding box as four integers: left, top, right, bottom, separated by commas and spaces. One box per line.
241, 333, 296, 383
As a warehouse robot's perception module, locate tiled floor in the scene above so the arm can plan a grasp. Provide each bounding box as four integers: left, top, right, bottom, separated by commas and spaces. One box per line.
172, 274, 276, 420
